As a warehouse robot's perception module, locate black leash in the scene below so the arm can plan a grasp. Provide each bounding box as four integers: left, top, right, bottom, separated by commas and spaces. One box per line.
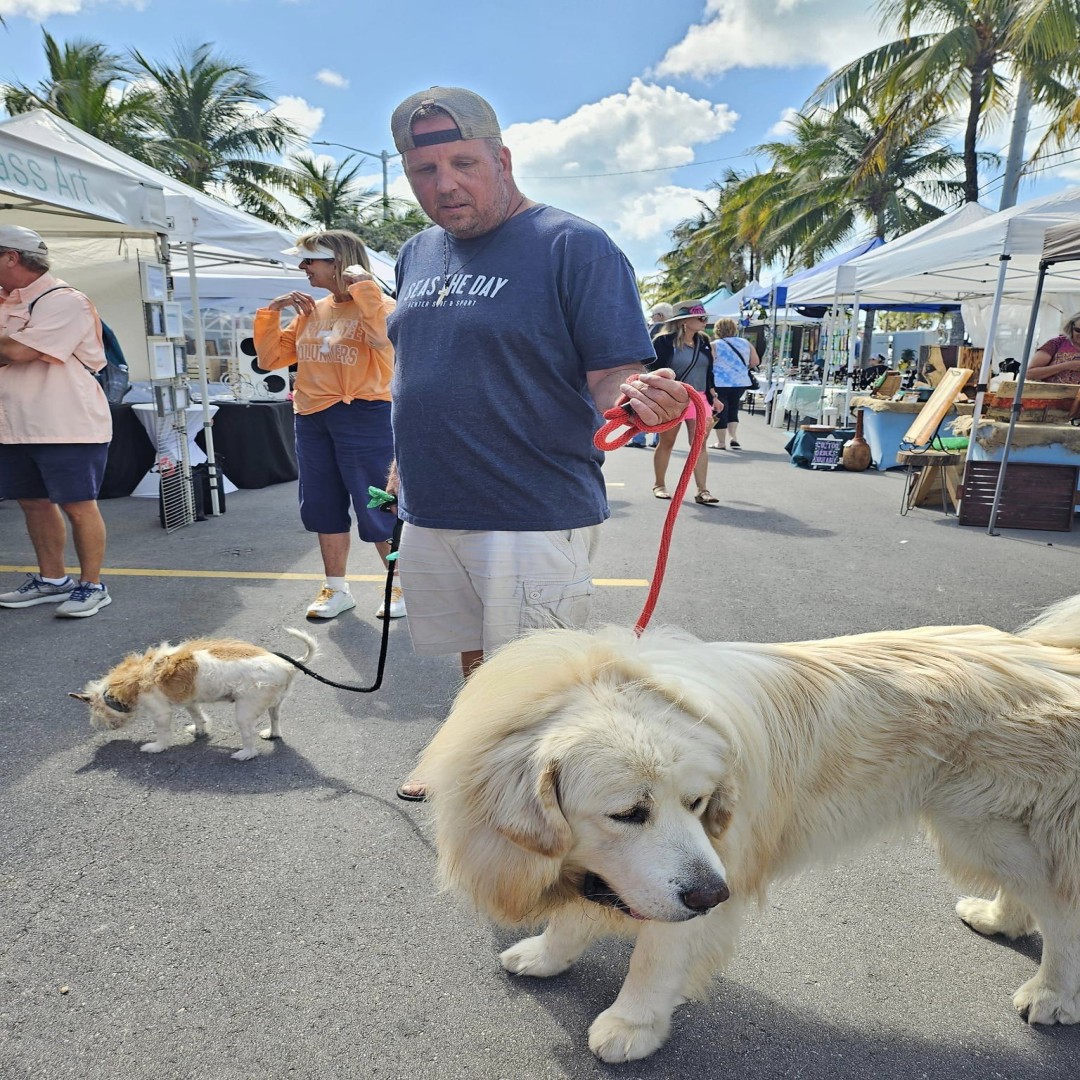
274, 515, 402, 694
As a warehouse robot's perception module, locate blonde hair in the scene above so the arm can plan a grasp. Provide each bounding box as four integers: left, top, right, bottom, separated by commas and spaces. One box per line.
712, 318, 739, 339
1063, 312, 1080, 334
294, 229, 371, 292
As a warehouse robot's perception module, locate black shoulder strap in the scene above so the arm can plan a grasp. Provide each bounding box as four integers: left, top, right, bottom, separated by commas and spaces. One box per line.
26, 286, 74, 316
24, 286, 96, 373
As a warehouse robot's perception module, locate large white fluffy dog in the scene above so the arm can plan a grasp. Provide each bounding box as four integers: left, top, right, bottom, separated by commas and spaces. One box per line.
418, 596, 1080, 1062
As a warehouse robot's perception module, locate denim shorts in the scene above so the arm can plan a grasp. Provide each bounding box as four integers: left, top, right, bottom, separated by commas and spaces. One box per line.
0, 442, 109, 503
294, 400, 395, 541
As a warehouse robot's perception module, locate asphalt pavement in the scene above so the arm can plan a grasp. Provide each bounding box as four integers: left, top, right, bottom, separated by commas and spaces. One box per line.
3, 408, 1079, 1080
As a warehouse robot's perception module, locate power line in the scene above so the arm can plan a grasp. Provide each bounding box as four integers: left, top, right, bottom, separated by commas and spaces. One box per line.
517, 152, 751, 181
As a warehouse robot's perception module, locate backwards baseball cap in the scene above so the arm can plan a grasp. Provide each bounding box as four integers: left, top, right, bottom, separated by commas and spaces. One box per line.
670, 302, 708, 320
0, 224, 48, 255
391, 86, 502, 153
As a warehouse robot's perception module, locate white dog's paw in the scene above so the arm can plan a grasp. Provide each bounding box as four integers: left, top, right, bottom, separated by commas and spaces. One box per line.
139, 741, 168, 754
231, 747, 258, 761
1014, 978, 1080, 1025
500, 935, 574, 978
184, 724, 208, 738
587, 1008, 671, 1063
259, 727, 281, 741
956, 895, 1035, 938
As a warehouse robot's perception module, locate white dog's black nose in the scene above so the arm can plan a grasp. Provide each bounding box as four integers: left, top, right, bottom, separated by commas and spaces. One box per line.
680, 879, 729, 912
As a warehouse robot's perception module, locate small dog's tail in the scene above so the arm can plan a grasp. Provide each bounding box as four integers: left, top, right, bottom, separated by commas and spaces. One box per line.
1017, 594, 1080, 650
282, 627, 319, 665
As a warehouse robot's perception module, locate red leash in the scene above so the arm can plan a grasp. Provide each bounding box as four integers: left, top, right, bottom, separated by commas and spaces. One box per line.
594, 385, 710, 635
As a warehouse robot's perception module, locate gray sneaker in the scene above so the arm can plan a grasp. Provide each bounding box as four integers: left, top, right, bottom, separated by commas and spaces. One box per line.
0, 573, 75, 608
55, 582, 112, 619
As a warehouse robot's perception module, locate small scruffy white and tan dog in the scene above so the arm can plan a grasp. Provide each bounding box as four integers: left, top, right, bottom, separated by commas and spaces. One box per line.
72, 628, 317, 760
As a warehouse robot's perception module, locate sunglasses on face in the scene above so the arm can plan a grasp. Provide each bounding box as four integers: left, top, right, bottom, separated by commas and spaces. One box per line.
299, 257, 334, 267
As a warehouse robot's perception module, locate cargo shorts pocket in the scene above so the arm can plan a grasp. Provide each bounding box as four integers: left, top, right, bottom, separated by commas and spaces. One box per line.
520, 577, 595, 631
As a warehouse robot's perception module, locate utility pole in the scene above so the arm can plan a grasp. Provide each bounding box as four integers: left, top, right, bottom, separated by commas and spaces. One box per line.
313, 141, 397, 219
999, 75, 1033, 211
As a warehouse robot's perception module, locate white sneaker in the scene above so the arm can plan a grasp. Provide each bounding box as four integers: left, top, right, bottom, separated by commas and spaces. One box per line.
306, 586, 356, 619
375, 584, 406, 619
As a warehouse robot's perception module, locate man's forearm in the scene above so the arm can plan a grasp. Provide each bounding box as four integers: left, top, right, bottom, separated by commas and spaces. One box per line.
587, 363, 647, 413
0, 336, 45, 366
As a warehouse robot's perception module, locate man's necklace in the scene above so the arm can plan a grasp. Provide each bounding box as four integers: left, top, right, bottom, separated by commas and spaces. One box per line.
435, 195, 527, 306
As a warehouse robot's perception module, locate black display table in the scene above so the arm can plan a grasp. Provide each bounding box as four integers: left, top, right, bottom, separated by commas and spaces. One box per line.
195, 400, 297, 489
100, 403, 156, 499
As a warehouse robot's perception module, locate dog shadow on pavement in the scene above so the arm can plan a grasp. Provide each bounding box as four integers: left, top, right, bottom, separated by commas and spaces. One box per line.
497, 943, 1080, 1080
75, 737, 433, 849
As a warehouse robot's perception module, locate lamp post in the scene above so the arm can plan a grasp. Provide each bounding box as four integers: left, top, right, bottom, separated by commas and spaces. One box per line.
312, 140, 398, 219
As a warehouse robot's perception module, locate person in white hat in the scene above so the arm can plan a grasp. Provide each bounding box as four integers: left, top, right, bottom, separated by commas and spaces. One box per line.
252, 229, 402, 620
384, 87, 689, 800
0, 225, 114, 618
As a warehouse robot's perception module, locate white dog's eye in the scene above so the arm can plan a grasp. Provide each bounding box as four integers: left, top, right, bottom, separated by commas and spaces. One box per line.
689, 797, 706, 814
608, 804, 650, 825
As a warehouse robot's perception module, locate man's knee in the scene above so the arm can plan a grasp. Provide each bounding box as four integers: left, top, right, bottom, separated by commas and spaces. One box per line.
60, 499, 104, 524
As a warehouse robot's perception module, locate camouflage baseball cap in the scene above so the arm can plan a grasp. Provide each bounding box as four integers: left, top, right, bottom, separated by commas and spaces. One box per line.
391, 86, 502, 153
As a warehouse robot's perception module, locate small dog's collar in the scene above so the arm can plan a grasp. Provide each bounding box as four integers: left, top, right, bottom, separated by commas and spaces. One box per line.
103, 691, 132, 714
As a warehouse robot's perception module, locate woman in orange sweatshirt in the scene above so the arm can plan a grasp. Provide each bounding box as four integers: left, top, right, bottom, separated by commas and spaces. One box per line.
254, 230, 401, 620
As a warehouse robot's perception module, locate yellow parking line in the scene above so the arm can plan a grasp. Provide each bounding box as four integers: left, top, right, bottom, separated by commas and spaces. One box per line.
1, 565, 648, 587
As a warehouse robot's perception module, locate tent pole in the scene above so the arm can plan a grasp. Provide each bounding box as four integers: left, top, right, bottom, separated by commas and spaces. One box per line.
986, 259, 1048, 535
186, 242, 222, 515
968, 250, 1011, 434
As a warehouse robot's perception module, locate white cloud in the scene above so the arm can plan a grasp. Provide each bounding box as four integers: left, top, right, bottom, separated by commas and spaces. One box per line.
654, 0, 887, 79
499, 79, 737, 270
270, 95, 324, 141
0, 0, 144, 15
768, 107, 800, 136
315, 69, 349, 90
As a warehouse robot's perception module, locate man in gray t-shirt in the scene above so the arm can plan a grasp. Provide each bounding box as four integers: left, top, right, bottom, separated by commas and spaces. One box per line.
386, 86, 688, 799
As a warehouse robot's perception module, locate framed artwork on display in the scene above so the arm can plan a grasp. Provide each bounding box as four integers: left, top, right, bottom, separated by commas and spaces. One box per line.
149, 339, 180, 380
144, 302, 165, 337
163, 301, 183, 339
140, 261, 167, 302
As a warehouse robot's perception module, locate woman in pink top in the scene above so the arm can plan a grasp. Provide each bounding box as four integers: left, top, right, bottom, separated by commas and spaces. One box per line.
1028, 312, 1080, 384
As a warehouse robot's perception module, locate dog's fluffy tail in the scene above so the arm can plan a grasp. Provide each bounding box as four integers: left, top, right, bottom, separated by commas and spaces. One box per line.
1017, 594, 1080, 650
282, 627, 319, 665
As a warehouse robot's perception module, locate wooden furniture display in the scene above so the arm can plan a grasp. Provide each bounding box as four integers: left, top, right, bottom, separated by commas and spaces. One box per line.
902, 367, 971, 450
897, 450, 964, 515
958, 462, 1078, 531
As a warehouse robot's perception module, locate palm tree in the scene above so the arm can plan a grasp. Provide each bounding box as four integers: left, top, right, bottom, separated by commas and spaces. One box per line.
344, 204, 431, 257
129, 42, 299, 224
2, 31, 154, 157
814, 0, 1080, 204
289, 153, 380, 230
753, 102, 967, 261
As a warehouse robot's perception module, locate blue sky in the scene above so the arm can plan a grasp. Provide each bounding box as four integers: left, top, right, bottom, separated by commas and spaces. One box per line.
2, 0, 1078, 276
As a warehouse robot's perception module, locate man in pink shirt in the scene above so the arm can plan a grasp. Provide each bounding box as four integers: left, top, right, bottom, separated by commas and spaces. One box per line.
0, 225, 113, 618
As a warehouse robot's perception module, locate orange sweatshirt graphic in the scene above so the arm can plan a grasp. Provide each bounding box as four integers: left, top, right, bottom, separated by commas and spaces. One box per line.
253, 280, 396, 415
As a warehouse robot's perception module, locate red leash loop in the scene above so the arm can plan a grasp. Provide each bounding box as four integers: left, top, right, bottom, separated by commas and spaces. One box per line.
594, 385, 710, 635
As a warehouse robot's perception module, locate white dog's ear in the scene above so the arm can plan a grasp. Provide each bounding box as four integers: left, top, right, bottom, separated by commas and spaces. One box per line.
703, 786, 735, 841
485, 754, 571, 858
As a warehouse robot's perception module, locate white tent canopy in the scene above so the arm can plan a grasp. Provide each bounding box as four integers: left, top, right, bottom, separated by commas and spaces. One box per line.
0, 110, 168, 234
0, 110, 295, 263
706, 281, 763, 318
786, 187, 1080, 307
784, 202, 994, 307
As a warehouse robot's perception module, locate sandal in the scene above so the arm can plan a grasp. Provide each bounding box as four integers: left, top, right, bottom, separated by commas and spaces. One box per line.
396, 781, 428, 802
652, 485, 671, 500
729, 440, 742, 449
695, 490, 720, 505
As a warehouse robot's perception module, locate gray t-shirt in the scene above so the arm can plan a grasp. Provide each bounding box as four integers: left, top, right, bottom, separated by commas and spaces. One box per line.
387, 204, 655, 530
